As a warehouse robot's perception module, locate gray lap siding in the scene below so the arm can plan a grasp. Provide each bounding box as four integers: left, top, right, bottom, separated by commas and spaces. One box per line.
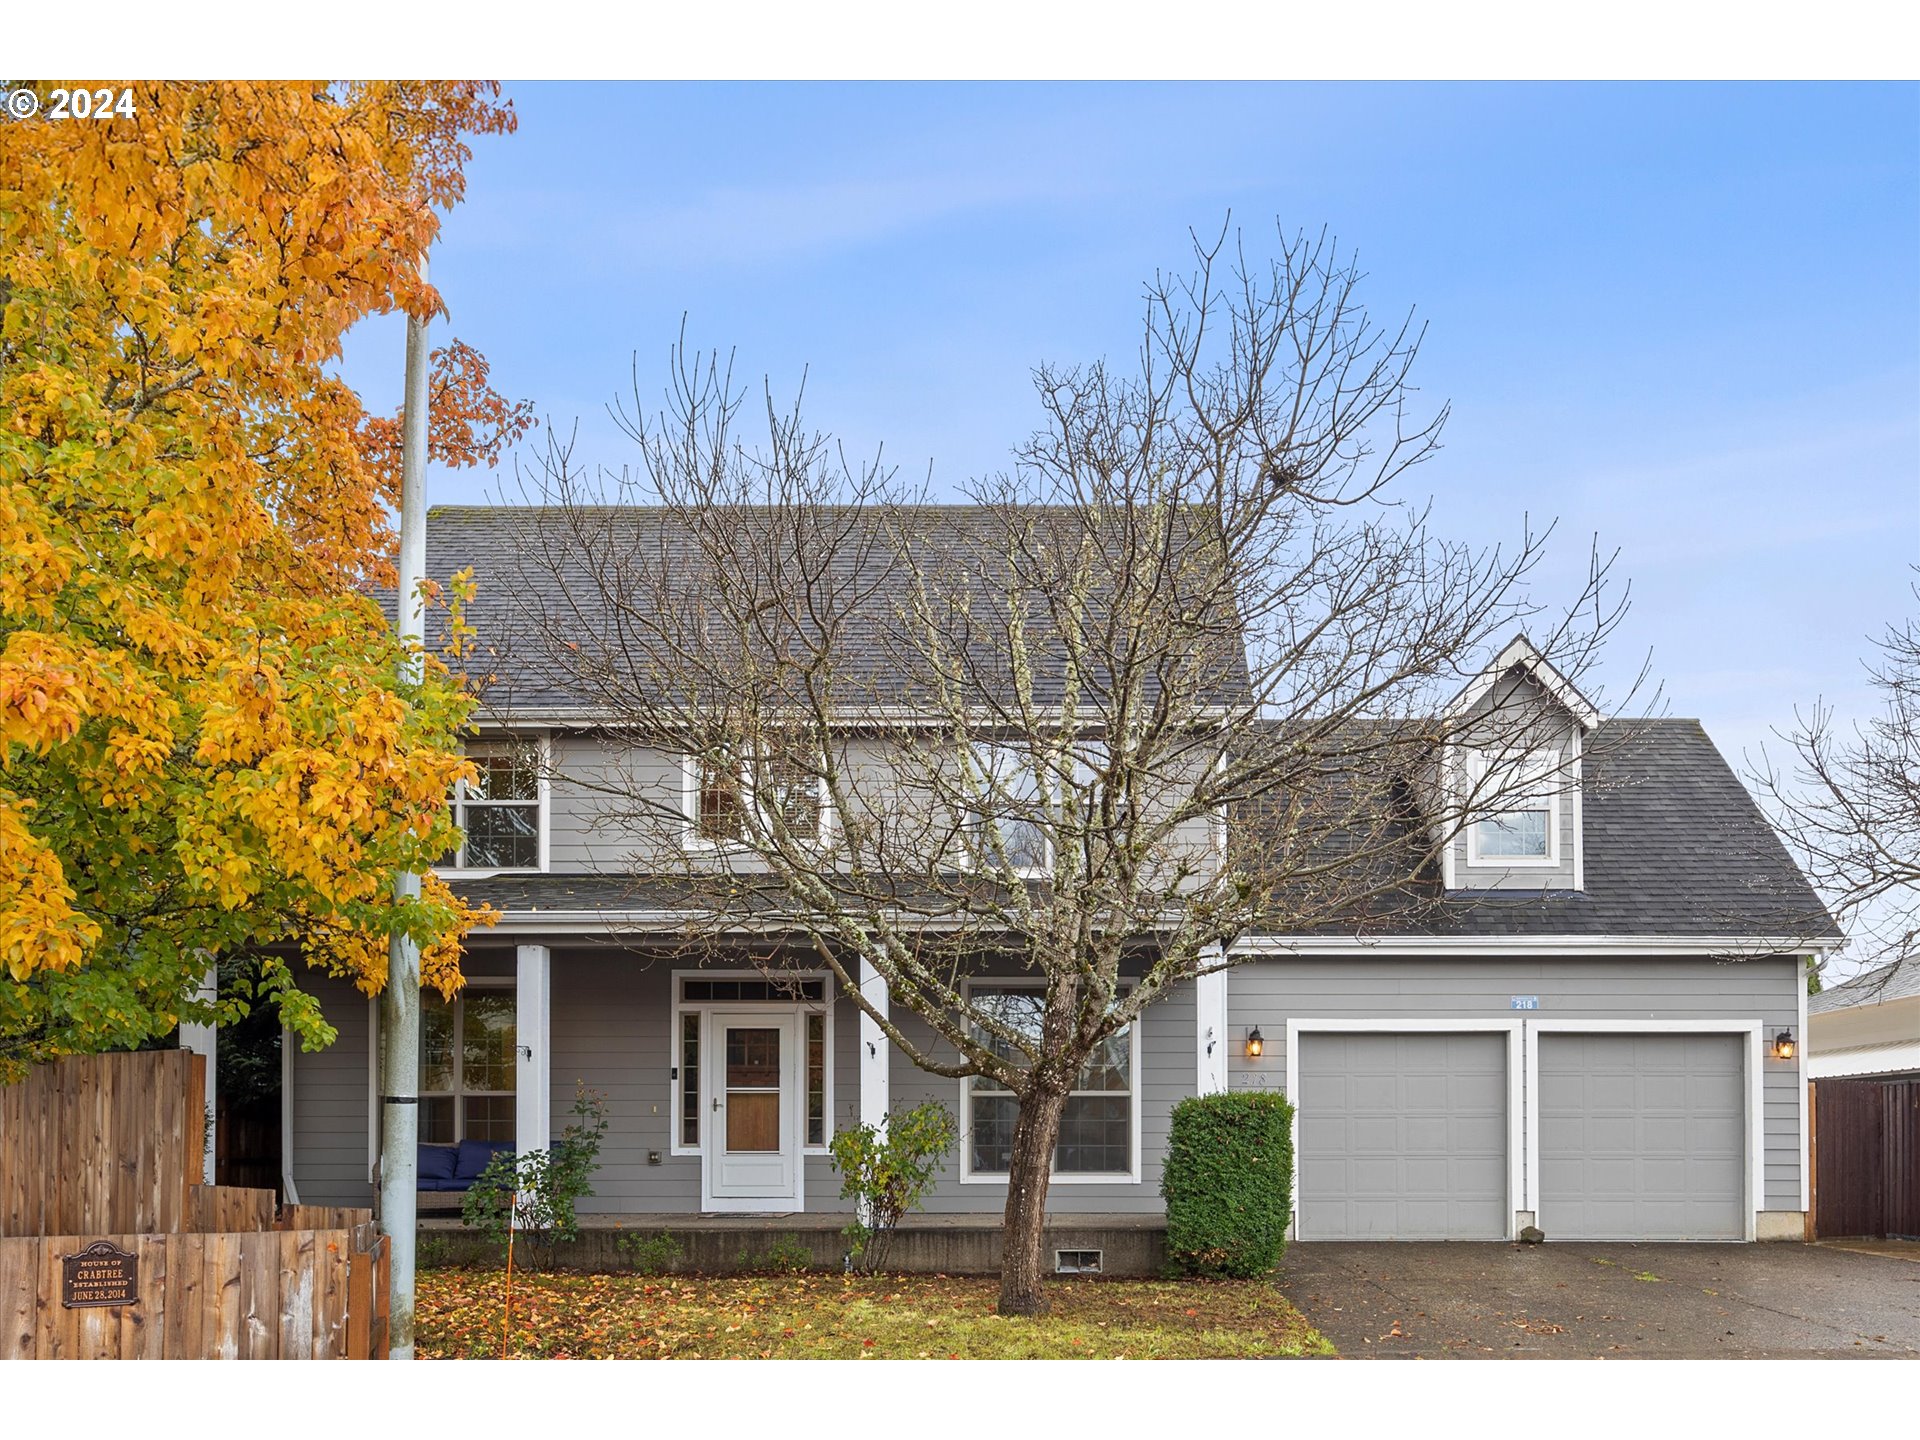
286, 949, 1802, 1222
548, 949, 862, 1215
1225, 955, 1803, 1213
287, 971, 375, 1208
888, 976, 1192, 1215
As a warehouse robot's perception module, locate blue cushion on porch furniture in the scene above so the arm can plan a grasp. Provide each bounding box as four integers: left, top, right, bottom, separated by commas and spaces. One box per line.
418, 1176, 463, 1192
418, 1143, 458, 1184
454, 1139, 512, 1182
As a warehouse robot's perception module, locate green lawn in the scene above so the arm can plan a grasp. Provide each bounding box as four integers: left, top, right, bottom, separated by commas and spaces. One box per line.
415, 1269, 1335, 1359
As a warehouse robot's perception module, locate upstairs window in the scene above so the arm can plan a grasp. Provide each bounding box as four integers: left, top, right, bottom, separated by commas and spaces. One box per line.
1467, 750, 1559, 866
684, 750, 829, 847
445, 740, 542, 870
968, 743, 1050, 875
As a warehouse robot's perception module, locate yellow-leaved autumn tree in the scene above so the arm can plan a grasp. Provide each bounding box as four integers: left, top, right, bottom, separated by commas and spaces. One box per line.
0, 81, 532, 1077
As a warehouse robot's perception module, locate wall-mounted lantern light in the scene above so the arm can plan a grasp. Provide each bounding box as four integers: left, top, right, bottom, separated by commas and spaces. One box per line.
1245, 1027, 1265, 1060
1772, 1029, 1797, 1061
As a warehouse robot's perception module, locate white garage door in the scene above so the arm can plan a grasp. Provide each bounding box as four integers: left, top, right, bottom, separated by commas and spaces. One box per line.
1296, 1031, 1511, 1240
1537, 1032, 1746, 1241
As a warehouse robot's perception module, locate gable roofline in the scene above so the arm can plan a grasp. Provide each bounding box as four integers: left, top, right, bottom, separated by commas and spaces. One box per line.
1447, 633, 1602, 732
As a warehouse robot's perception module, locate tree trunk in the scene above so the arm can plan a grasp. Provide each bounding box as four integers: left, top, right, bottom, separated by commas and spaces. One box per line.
997, 1079, 1071, 1316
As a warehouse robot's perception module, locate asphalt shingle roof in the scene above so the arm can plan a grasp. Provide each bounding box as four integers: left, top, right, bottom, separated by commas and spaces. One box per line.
412, 508, 1834, 945
1810, 957, 1920, 1013
391, 504, 1250, 713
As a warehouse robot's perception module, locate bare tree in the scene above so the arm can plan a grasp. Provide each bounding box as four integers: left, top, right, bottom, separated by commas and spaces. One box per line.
489, 223, 1630, 1314
1757, 577, 1920, 990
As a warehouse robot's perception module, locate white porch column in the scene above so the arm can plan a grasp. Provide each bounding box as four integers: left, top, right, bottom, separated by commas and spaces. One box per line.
177, 966, 218, 1183
516, 945, 552, 1156
1194, 945, 1229, 1095
858, 955, 890, 1130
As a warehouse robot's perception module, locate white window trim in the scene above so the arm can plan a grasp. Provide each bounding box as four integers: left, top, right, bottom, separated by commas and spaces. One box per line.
668, 969, 835, 1158
964, 743, 1057, 881
1523, 1019, 1765, 1244
1464, 747, 1561, 869
437, 732, 550, 879
1284, 1018, 1525, 1242
419, 976, 517, 1145
957, 979, 1142, 1186
679, 752, 835, 853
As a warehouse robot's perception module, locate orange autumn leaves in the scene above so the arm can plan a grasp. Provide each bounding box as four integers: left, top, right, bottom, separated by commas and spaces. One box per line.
0, 81, 527, 1071
411, 1269, 1336, 1360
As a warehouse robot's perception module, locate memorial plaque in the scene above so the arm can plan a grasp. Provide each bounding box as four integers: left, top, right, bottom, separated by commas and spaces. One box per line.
62, 1240, 139, 1309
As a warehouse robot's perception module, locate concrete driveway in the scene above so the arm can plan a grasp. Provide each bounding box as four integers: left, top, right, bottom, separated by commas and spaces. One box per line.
1276, 1242, 1920, 1358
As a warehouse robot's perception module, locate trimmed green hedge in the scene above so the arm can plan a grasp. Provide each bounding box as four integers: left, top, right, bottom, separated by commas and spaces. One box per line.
1160, 1091, 1295, 1277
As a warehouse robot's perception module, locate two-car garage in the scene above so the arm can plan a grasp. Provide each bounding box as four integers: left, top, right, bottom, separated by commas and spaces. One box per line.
1290, 1023, 1758, 1242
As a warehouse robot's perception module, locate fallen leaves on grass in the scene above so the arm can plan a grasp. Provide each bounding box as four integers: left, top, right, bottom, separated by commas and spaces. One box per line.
413, 1272, 1337, 1360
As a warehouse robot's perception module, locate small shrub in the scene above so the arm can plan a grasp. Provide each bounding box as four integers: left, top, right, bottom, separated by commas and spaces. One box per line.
617, 1229, 683, 1275
462, 1085, 609, 1270
828, 1100, 956, 1272
417, 1234, 456, 1270
1160, 1090, 1294, 1277
764, 1232, 813, 1273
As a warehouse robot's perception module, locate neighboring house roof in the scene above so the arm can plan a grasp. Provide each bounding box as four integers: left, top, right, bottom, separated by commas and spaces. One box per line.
1810, 957, 1920, 1014
390, 504, 1253, 714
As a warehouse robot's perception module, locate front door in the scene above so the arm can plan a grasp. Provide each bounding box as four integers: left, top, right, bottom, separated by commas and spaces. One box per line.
706, 1011, 800, 1209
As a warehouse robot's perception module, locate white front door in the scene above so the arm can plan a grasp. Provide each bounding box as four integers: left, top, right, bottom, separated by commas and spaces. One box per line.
704, 1011, 801, 1210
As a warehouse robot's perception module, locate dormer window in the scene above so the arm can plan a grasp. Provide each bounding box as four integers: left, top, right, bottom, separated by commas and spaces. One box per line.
1467, 750, 1559, 867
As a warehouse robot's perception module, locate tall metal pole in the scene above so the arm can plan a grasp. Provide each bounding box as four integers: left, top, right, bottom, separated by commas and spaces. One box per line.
379, 254, 431, 1360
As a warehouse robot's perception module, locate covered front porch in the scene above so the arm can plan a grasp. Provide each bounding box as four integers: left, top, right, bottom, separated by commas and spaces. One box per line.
284, 937, 1227, 1223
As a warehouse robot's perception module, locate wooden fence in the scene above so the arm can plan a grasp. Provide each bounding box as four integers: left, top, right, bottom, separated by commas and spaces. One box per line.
0, 1051, 390, 1358
1, 1051, 208, 1237
0, 1218, 389, 1359
1811, 1077, 1920, 1240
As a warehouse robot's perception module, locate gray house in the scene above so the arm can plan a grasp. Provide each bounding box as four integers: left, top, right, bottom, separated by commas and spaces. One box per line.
282, 508, 1840, 1244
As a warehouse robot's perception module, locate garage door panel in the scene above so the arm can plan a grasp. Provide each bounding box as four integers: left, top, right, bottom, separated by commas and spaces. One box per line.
1298, 1031, 1509, 1241
1539, 1032, 1744, 1241
1351, 1074, 1399, 1108
1349, 1115, 1399, 1149
1639, 1116, 1690, 1151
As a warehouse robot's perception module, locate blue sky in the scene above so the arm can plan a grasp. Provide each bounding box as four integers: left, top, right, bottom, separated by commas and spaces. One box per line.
340, 80, 1918, 884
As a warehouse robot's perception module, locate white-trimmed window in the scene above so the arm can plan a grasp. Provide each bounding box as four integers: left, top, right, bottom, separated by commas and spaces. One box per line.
962, 983, 1137, 1182
967, 743, 1050, 875
669, 972, 834, 1154
1467, 749, 1560, 866
419, 983, 516, 1144
444, 738, 544, 871
682, 752, 829, 848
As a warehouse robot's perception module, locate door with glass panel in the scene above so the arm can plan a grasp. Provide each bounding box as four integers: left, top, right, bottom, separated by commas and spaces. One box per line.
707, 1011, 799, 1206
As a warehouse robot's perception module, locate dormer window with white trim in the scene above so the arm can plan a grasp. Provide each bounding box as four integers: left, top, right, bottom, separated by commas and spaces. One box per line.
442, 738, 546, 872
1467, 749, 1559, 867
